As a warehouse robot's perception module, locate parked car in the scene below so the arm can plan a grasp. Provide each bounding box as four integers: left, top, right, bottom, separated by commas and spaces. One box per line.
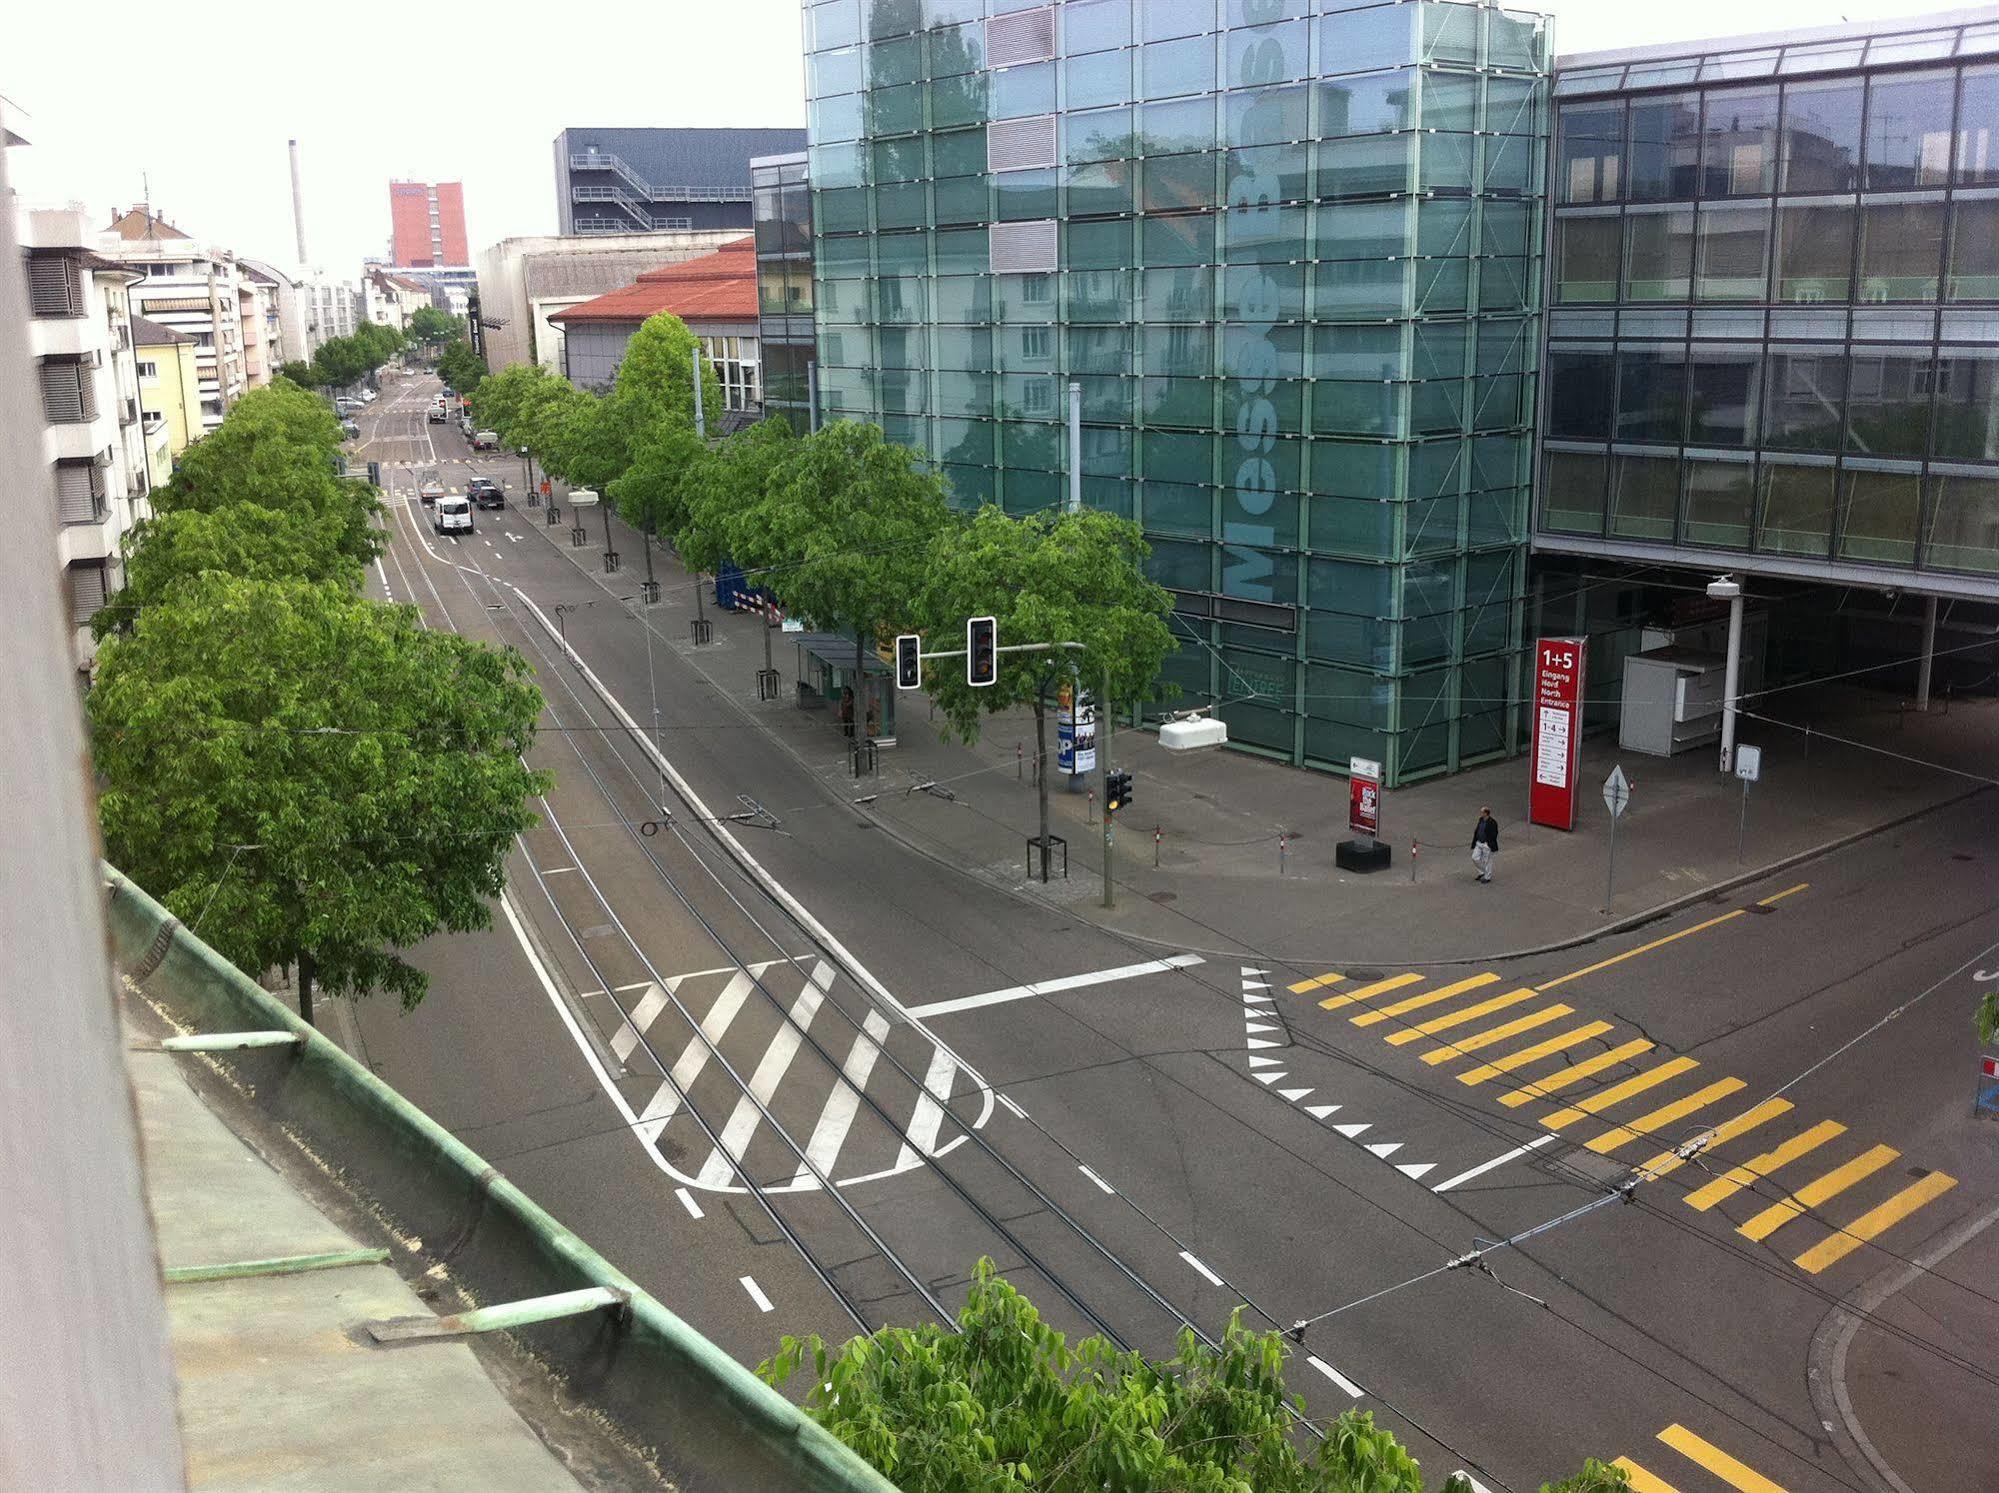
468, 477, 505, 510
432, 495, 473, 537
427, 406, 447, 423
472, 429, 500, 451
459, 416, 476, 438
360, 388, 377, 404
340, 419, 361, 439
418, 471, 445, 506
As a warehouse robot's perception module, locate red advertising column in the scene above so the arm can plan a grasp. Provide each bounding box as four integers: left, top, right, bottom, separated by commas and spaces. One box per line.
1529, 637, 1587, 831
1348, 755, 1381, 840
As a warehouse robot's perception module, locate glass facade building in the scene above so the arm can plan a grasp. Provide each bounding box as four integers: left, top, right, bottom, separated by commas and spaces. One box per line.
1538, 12, 1999, 598
753, 152, 818, 431
797, 0, 1551, 784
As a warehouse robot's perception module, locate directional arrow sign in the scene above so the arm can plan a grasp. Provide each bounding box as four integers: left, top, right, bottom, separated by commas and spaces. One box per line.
1602, 765, 1631, 819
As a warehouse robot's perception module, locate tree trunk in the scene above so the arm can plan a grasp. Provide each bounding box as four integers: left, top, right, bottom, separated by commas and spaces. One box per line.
1034, 693, 1050, 883
297, 953, 315, 1028
855, 626, 868, 741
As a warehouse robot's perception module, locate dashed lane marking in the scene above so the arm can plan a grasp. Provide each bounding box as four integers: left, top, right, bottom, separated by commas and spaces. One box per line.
739, 1275, 774, 1313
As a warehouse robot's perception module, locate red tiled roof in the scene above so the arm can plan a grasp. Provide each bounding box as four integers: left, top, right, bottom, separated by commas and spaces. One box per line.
548, 236, 756, 327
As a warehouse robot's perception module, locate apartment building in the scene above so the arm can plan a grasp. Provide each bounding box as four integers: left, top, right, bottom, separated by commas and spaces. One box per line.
105, 206, 245, 433
21, 204, 154, 665
134, 314, 200, 468
364, 267, 432, 332
388, 179, 468, 267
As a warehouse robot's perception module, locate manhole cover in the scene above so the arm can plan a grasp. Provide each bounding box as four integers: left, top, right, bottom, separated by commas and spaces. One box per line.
1148, 890, 1177, 904
1554, 1149, 1629, 1187
580, 924, 615, 940
1907, 1165, 1931, 1178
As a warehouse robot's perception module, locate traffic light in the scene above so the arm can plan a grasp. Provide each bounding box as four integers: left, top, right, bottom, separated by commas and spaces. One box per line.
1105, 769, 1133, 814
967, 615, 997, 687
895, 633, 922, 690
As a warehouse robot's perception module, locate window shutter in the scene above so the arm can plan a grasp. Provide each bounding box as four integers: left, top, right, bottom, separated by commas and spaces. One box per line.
40, 361, 87, 423
989, 219, 1059, 274
989, 115, 1058, 173
68, 563, 108, 625
987, 7, 1055, 68
54, 463, 99, 525
27, 257, 79, 317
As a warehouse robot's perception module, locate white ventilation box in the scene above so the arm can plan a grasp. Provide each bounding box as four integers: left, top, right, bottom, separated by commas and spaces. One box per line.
1158, 716, 1228, 751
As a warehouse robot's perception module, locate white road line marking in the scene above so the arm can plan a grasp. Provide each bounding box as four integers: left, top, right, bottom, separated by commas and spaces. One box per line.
635, 969, 758, 1141
1333, 1122, 1371, 1138
1431, 1134, 1558, 1194
1254, 1071, 1286, 1084
1247, 1056, 1281, 1068
739, 1275, 774, 1313
1365, 1141, 1403, 1159
1179, 1250, 1225, 1287
897, 1044, 960, 1165
1278, 1087, 1313, 1101
610, 981, 671, 1062
1247, 1037, 1282, 1049
998, 1093, 1028, 1120
790, 1010, 891, 1187
539, 865, 577, 875
675, 1187, 704, 1219
906, 954, 1204, 1017
1306, 1355, 1364, 1398
696, 961, 835, 1187
373, 557, 392, 600
1304, 1104, 1341, 1119
1078, 1164, 1115, 1194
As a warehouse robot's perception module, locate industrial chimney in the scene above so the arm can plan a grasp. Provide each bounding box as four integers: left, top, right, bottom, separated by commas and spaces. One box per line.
288, 138, 308, 264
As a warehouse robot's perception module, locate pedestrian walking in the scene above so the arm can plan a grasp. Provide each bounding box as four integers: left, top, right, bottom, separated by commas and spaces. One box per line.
1470, 807, 1499, 884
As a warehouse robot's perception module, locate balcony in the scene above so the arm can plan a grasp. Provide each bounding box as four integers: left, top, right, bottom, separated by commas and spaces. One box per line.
567, 151, 751, 202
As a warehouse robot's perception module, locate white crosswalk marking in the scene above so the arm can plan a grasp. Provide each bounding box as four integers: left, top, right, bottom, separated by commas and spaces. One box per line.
611, 982, 671, 1062
695, 961, 835, 1187
632, 967, 760, 1143
897, 1045, 960, 1166
790, 1010, 892, 1188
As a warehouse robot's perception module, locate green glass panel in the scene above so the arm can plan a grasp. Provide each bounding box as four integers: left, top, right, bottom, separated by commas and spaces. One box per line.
1141, 376, 1217, 426
1226, 83, 1310, 147
1145, 323, 1214, 377
1067, 107, 1135, 164
1141, 211, 1216, 266
1308, 492, 1396, 558
1925, 472, 1999, 572
1068, 49, 1133, 107
1140, 96, 1217, 154
870, 34, 923, 87
875, 182, 927, 229
932, 175, 990, 225
930, 74, 988, 129
932, 128, 987, 177
1539, 449, 1608, 535
1144, 480, 1216, 537
1142, 151, 1219, 212
1318, 134, 1415, 197
1682, 457, 1755, 546
927, 21, 984, 77
1225, 143, 1309, 204
1225, 203, 1307, 262
1068, 219, 1134, 270
1141, 265, 1214, 319
1072, 326, 1135, 374
1757, 461, 1835, 555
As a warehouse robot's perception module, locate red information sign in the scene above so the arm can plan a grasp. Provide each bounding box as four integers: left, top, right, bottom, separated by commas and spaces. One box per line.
1348, 755, 1381, 839
1529, 637, 1587, 831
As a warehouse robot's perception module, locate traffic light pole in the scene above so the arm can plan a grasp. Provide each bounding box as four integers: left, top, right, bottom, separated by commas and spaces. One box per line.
1099, 664, 1114, 909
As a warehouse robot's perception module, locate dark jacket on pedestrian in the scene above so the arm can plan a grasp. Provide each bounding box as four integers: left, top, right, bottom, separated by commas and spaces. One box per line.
1472, 815, 1499, 851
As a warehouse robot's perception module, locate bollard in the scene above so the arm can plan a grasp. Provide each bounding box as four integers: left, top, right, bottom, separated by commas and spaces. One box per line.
1154, 825, 1161, 868
1410, 838, 1418, 883
1279, 832, 1289, 876
1086, 789, 1096, 826
1016, 742, 1023, 781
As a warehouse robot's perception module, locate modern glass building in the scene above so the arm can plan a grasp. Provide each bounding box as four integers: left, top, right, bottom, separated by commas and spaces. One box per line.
1538, 10, 1999, 600
795, 0, 1552, 785
753, 152, 819, 432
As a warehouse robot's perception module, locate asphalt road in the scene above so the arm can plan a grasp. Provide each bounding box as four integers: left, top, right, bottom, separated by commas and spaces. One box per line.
343, 371, 1999, 1492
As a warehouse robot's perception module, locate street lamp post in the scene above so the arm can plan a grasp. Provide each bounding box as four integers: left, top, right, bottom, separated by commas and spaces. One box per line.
1708, 575, 1744, 775
600, 498, 618, 573
621, 593, 668, 806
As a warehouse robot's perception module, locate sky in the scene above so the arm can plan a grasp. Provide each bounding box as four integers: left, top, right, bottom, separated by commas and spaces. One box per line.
2, 0, 1970, 277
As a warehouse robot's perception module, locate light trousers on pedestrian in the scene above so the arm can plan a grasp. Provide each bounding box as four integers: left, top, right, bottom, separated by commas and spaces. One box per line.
1471, 844, 1493, 881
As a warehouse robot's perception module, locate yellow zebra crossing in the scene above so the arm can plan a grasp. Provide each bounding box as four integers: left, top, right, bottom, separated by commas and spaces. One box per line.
1284, 957, 1958, 1275
1613, 1421, 1790, 1491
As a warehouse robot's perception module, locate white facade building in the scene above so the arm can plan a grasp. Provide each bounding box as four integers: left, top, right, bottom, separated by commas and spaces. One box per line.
19, 204, 154, 666
363, 268, 431, 332
105, 208, 246, 433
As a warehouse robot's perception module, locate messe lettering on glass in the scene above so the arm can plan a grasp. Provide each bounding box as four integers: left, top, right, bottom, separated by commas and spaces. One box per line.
1530, 637, 1587, 831
1348, 755, 1382, 840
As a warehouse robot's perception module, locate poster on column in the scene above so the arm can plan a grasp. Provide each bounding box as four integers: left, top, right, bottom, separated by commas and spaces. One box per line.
1530, 637, 1587, 831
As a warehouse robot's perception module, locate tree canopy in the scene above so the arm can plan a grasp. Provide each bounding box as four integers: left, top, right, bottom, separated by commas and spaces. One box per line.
150, 381, 381, 571
677, 416, 796, 578
437, 339, 487, 396
764, 1259, 1462, 1493
90, 575, 549, 1023
407, 305, 465, 346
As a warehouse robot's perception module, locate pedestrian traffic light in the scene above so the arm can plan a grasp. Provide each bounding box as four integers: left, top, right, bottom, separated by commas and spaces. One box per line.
967, 615, 997, 687
1105, 769, 1133, 814
895, 633, 922, 690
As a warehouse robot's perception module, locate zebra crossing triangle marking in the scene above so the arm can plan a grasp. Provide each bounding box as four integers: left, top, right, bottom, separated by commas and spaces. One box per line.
1245, 1022, 1279, 1034
1278, 1088, 1313, 1102
1305, 1105, 1342, 1119
1248, 1038, 1282, 1049
1365, 1141, 1403, 1159
1242, 981, 1271, 989
1254, 1071, 1287, 1084
1245, 993, 1275, 1004
1334, 1123, 1371, 1138
1241, 967, 1269, 975
1248, 1056, 1281, 1068
1395, 1163, 1436, 1180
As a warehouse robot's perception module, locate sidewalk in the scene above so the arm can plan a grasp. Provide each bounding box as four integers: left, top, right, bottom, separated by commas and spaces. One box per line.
128, 1033, 582, 1491
524, 480, 1995, 968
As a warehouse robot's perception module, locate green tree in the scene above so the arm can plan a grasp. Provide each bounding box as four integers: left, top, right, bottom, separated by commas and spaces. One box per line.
154, 382, 381, 570
437, 340, 487, 397
762, 1259, 1429, 1493
98, 503, 366, 639
470, 362, 561, 450
89, 575, 550, 1024
916, 506, 1174, 883
1978, 989, 1998, 1046
310, 336, 369, 390
728, 421, 949, 744
1540, 1460, 1631, 1493
677, 417, 796, 576
277, 360, 316, 388
407, 305, 465, 346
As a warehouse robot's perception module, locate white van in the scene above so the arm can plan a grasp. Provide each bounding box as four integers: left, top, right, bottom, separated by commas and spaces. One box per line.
432, 495, 473, 537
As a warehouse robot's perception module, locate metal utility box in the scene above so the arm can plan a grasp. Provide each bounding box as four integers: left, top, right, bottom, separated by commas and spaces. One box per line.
1618, 647, 1726, 757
